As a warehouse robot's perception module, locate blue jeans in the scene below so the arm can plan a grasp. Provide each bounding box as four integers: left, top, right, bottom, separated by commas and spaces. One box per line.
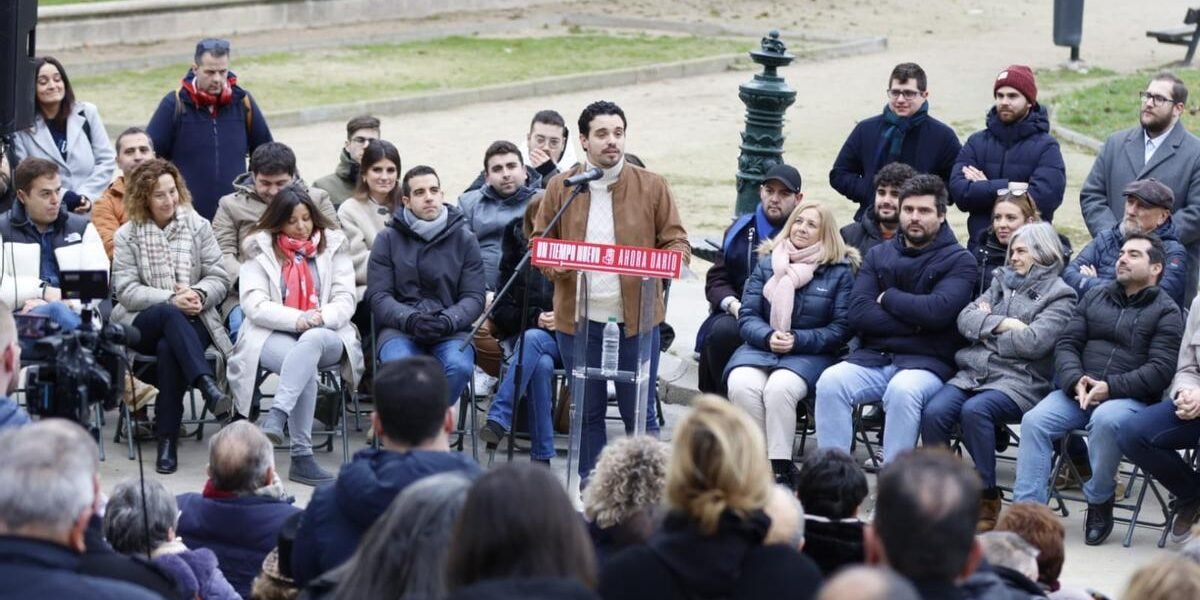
815, 362, 943, 464
558, 320, 660, 479
1118, 398, 1200, 506
379, 335, 475, 406
1013, 390, 1145, 504
921, 385, 1024, 488
30, 301, 81, 332
486, 328, 561, 460
227, 304, 245, 343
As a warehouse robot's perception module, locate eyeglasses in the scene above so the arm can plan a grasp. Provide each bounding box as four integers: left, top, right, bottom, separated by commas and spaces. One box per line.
532, 135, 563, 150
196, 38, 231, 54
887, 89, 921, 100
1139, 91, 1177, 107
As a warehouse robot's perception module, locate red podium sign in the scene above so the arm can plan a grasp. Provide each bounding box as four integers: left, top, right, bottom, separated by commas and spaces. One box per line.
530, 238, 683, 279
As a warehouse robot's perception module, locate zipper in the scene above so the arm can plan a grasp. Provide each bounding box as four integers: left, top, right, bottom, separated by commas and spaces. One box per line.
1101, 307, 1126, 377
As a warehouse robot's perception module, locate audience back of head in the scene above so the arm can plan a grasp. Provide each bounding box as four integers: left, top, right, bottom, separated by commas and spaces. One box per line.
208, 420, 275, 494
0, 419, 97, 548
103, 478, 177, 557
978, 531, 1039, 582
1124, 557, 1200, 600
372, 356, 451, 448
818, 566, 920, 600
795, 448, 868, 520
763, 484, 805, 549
995, 502, 1065, 590
582, 435, 668, 530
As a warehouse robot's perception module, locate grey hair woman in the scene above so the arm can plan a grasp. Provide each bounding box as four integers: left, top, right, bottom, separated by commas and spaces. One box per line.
1007, 222, 1065, 270
582, 435, 669, 562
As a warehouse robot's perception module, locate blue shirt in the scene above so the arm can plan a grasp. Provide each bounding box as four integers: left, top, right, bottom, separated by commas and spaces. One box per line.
38, 225, 59, 287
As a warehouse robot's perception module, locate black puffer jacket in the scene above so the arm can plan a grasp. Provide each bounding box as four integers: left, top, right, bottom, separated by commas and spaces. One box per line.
1055, 282, 1183, 403
491, 216, 555, 340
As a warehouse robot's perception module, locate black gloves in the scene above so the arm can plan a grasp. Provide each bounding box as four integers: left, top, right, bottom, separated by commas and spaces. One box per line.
408, 313, 456, 343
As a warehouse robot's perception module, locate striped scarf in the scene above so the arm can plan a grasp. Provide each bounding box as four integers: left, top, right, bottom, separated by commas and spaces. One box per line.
134, 210, 194, 291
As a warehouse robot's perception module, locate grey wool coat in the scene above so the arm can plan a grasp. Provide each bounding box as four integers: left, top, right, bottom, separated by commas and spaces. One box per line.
1079, 122, 1200, 303
947, 263, 1078, 412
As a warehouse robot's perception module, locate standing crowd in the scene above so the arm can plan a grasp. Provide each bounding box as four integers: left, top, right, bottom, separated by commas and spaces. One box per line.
0, 38, 1199, 599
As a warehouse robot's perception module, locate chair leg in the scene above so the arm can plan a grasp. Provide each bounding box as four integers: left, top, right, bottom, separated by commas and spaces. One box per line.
123, 403, 136, 461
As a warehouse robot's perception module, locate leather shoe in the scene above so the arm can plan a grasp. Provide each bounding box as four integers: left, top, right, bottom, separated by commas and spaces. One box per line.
1084, 497, 1115, 545
156, 437, 178, 474
196, 375, 230, 422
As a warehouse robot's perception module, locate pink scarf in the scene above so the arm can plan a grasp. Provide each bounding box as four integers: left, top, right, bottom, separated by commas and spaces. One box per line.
761, 239, 825, 332
277, 231, 320, 312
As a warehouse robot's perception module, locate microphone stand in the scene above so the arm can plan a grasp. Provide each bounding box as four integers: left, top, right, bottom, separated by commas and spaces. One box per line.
461, 181, 590, 462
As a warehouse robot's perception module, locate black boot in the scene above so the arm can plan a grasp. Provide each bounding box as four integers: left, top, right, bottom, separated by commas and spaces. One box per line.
156, 437, 178, 474
771, 459, 798, 490
196, 375, 229, 422
1084, 497, 1115, 546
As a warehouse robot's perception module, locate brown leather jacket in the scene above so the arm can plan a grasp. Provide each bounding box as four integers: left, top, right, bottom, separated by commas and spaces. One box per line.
534, 162, 690, 335
92, 176, 128, 259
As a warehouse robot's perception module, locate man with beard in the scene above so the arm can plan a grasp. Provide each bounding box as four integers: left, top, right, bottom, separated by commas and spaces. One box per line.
314, 115, 381, 206
830, 63, 961, 222
950, 65, 1066, 248
815, 174, 976, 464
697, 163, 802, 395
1064, 179, 1188, 308
1080, 72, 1200, 305
841, 162, 916, 256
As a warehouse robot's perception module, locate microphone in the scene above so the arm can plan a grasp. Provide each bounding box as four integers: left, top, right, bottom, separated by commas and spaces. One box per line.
564, 167, 604, 187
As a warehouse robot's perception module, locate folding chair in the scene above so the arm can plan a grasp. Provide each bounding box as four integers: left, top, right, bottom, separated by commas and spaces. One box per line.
114, 347, 224, 460
249, 366, 351, 463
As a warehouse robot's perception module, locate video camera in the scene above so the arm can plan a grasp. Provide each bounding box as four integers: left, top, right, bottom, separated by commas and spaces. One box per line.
20, 271, 140, 423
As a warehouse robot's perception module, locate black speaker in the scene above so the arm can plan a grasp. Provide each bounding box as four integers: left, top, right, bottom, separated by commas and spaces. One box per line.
0, 0, 37, 137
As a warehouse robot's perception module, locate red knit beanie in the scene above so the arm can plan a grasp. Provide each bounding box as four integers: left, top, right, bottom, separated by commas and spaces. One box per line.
994, 65, 1037, 105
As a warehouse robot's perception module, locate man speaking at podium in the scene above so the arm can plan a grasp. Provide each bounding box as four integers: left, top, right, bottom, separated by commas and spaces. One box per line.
535, 100, 690, 481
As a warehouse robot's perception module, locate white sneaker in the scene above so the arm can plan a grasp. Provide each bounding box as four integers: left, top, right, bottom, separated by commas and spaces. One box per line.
473, 366, 498, 396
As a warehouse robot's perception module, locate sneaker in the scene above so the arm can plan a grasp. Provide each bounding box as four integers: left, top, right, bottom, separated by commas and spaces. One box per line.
479, 419, 507, 446
289, 455, 335, 486
473, 366, 498, 396
1171, 499, 1200, 544
862, 450, 884, 469
257, 408, 288, 446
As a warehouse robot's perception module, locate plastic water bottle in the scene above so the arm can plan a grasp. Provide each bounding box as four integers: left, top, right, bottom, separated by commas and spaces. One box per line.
601, 318, 620, 378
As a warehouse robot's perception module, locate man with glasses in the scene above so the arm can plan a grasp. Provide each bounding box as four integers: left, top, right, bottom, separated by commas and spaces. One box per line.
949, 65, 1066, 249
314, 115, 381, 206
830, 62, 961, 222
464, 109, 578, 193
1081, 71, 1200, 304
146, 38, 274, 220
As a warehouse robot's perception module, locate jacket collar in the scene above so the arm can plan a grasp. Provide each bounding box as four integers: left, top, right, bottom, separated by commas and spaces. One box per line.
0, 536, 82, 571
7, 199, 68, 233
984, 104, 1050, 145
25, 108, 86, 169
1105, 280, 1161, 307
896, 221, 960, 256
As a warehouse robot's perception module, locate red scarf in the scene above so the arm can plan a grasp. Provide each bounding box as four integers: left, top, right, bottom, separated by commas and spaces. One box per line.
277, 232, 319, 312
180, 72, 236, 116
202, 479, 237, 499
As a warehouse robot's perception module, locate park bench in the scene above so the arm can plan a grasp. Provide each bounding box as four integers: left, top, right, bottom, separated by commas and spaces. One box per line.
1147, 7, 1200, 65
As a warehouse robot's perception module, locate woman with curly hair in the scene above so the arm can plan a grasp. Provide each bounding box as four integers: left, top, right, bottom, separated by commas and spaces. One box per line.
582, 436, 669, 562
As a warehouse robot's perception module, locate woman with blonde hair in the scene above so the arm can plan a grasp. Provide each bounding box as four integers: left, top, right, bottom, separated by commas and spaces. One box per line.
598, 395, 823, 600
969, 190, 1071, 295
725, 201, 858, 487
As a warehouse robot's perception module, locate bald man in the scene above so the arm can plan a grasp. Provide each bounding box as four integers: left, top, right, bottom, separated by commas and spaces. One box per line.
818, 567, 920, 600
0, 302, 29, 429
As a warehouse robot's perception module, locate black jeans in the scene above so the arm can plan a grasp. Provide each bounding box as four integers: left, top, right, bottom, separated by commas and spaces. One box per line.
131, 304, 213, 437
698, 313, 742, 396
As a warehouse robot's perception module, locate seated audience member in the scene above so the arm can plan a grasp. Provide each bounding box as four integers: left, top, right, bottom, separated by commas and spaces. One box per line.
1063, 179, 1188, 308
339, 139, 400, 303
840, 161, 916, 257
0, 420, 160, 599
313, 115, 381, 206
1014, 234, 1183, 546
794, 448, 868, 576
290, 357, 481, 585
582, 436, 669, 562
1119, 291, 1200, 544
0, 304, 29, 430
1123, 557, 1200, 600
994, 503, 1068, 596
213, 142, 337, 341
969, 190, 1072, 296
815, 174, 977, 464
307, 473, 471, 600
11, 56, 115, 212
478, 199, 560, 459
921, 223, 1077, 531
80, 514, 182, 600
598, 395, 823, 600
446, 463, 599, 599
1, 157, 109, 331
818, 567, 921, 600
868, 449, 1014, 600
978, 532, 1046, 598
93, 127, 155, 258
699, 163, 803, 395
763, 484, 805, 551
368, 165, 485, 404
226, 184, 363, 486
726, 201, 857, 486
111, 158, 231, 474
104, 479, 240, 600
463, 109, 578, 192
175, 421, 302, 598
249, 513, 301, 600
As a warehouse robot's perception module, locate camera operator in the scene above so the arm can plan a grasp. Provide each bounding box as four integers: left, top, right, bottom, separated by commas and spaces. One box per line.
0, 304, 29, 430
0, 158, 109, 332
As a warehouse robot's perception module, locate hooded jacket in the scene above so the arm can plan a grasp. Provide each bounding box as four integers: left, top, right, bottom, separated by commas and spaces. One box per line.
949, 105, 1067, 244
847, 223, 978, 380
840, 211, 895, 258
0, 200, 109, 307
457, 178, 542, 290
145, 71, 274, 219
312, 150, 358, 207
1055, 282, 1183, 403
948, 263, 1078, 412
366, 204, 486, 350
1063, 219, 1189, 309
598, 511, 823, 600
290, 447, 481, 586
152, 545, 240, 600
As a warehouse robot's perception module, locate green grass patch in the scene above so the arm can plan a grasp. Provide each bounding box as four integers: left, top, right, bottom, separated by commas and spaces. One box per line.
1035, 66, 1118, 90
74, 33, 754, 124
1048, 69, 1200, 141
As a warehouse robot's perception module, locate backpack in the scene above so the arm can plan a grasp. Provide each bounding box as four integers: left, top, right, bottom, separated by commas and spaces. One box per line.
172, 88, 255, 136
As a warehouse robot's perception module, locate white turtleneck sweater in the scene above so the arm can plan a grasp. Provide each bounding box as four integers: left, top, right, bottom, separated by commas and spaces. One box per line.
584, 159, 624, 322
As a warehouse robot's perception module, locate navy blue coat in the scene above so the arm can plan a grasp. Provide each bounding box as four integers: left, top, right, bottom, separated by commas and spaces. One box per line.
146, 75, 273, 220
290, 448, 481, 586
724, 257, 854, 387
695, 211, 777, 351
949, 106, 1066, 244
0, 536, 161, 600
829, 110, 961, 220
176, 492, 301, 598
847, 223, 978, 380
1062, 219, 1189, 309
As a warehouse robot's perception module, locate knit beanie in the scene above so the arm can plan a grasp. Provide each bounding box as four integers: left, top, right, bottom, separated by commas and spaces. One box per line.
994, 65, 1037, 105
